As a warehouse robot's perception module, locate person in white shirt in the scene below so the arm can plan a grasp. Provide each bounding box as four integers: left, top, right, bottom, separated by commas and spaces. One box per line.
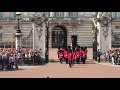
9, 54, 14, 69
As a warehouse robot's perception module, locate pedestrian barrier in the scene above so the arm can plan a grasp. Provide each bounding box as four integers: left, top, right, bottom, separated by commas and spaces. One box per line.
19, 58, 46, 66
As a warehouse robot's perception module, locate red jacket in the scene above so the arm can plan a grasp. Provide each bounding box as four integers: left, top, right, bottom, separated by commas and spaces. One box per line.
75, 51, 80, 58
59, 53, 63, 59
64, 50, 68, 58
80, 50, 86, 58
57, 50, 60, 55
68, 53, 73, 61
61, 48, 65, 52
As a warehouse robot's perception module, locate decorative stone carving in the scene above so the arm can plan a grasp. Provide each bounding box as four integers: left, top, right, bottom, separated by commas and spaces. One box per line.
32, 12, 46, 59
36, 27, 43, 41
101, 17, 111, 39
96, 12, 112, 54
35, 19, 44, 41
97, 12, 111, 40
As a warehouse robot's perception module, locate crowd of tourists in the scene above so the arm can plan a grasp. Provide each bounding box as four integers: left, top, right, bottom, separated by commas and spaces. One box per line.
104, 48, 120, 65
0, 48, 43, 71
57, 45, 88, 68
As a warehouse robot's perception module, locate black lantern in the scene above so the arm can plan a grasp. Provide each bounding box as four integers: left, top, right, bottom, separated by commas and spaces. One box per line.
16, 12, 21, 33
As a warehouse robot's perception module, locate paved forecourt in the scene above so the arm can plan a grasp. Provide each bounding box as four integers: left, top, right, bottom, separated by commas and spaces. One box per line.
1, 59, 120, 78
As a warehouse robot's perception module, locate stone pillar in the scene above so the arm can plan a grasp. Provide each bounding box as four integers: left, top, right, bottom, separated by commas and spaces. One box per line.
32, 12, 46, 59
15, 33, 22, 50
64, 12, 69, 17
97, 12, 112, 56
78, 12, 81, 20
49, 12, 55, 20
50, 12, 55, 17
64, 12, 71, 20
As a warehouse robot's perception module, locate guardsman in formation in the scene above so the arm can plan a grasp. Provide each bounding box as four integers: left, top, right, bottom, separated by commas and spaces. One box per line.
84, 47, 88, 61
59, 50, 64, 64
75, 48, 81, 64
64, 48, 68, 64
81, 48, 86, 64
67, 46, 73, 68
57, 47, 60, 59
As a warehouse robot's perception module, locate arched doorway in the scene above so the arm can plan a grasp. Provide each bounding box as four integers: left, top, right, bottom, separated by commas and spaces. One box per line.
51, 25, 67, 48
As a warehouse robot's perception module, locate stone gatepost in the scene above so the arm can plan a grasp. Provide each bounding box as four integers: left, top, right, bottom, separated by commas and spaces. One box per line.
97, 12, 112, 58
32, 12, 46, 59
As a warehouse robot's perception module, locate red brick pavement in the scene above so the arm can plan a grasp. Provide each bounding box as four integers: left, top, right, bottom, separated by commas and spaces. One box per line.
1, 60, 120, 78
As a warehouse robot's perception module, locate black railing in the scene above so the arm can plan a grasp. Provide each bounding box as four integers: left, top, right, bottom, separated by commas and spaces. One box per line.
18, 58, 46, 66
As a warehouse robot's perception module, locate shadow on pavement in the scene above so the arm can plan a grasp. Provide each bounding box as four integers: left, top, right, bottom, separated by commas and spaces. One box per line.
0, 68, 25, 72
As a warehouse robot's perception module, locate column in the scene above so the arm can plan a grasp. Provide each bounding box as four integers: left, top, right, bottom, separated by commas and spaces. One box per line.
49, 12, 55, 20
15, 36, 21, 50
78, 12, 84, 20
64, 12, 69, 17
64, 12, 70, 20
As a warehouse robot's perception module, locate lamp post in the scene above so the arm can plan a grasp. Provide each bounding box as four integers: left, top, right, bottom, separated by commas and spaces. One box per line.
44, 16, 49, 63
15, 12, 22, 50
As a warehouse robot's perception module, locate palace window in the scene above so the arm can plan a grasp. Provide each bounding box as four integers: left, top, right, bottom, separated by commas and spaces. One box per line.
115, 26, 120, 29
59, 12, 64, 17
0, 12, 3, 18
55, 12, 64, 17
44, 12, 49, 17
69, 12, 78, 17
23, 12, 29, 17
112, 12, 120, 19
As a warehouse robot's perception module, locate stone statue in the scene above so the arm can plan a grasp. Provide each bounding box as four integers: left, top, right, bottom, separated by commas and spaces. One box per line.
101, 17, 110, 40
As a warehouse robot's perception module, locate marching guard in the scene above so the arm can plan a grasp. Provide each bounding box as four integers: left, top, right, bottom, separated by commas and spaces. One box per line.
75, 48, 81, 64
68, 48, 73, 68
64, 48, 68, 64
59, 50, 64, 64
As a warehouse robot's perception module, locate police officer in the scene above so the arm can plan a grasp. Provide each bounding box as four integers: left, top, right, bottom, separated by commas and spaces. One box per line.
97, 49, 102, 63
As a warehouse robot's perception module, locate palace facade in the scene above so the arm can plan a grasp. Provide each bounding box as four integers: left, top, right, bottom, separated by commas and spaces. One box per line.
0, 12, 120, 48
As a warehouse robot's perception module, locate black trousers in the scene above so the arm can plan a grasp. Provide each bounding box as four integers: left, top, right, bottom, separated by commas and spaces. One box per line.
82, 58, 86, 64
60, 58, 63, 64
9, 62, 14, 69
81, 57, 83, 62
72, 59, 75, 65
69, 61, 72, 68
98, 56, 100, 63
76, 58, 80, 64
65, 58, 68, 64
